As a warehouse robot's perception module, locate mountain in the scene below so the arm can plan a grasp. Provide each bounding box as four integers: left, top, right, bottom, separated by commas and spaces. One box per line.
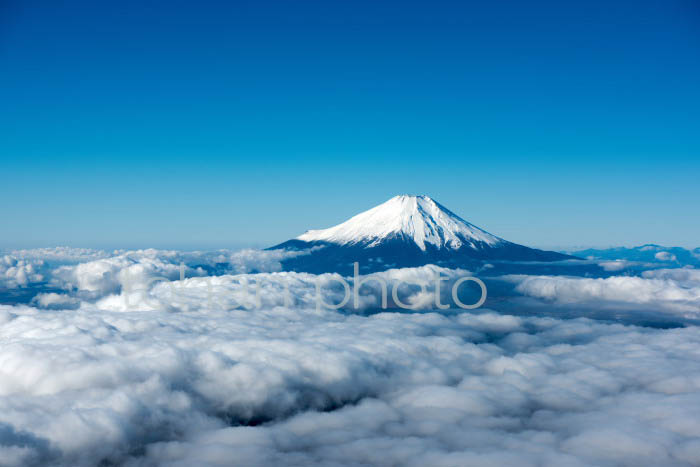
270, 195, 577, 273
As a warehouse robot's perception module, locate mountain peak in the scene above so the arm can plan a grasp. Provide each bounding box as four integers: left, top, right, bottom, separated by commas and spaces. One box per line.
297, 195, 503, 251
272, 195, 576, 273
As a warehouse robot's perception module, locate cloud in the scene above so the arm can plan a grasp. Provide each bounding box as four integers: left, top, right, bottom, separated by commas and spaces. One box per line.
33, 248, 312, 302
642, 267, 700, 283
31, 293, 80, 309
50, 252, 191, 298
92, 264, 480, 313
201, 248, 314, 274
569, 245, 699, 268
0, 247, 119, 290
1, 300, 699, 466
2, 247, 700, 466
598, 259, 633, 272
656, 251, 678, 262
0, 255, 44, 288
512, 272, 700, 316
9, 247, 110, 263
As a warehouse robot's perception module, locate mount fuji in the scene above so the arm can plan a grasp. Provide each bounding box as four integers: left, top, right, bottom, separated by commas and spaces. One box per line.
270, 195, 577, 273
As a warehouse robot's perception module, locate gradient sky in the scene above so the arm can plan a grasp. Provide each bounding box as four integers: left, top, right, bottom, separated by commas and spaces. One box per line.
2, 0, 699, 250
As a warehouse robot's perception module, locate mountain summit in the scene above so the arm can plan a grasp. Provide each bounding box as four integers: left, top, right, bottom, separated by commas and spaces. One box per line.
271, 195, 576, 273
297, 195, 503, 251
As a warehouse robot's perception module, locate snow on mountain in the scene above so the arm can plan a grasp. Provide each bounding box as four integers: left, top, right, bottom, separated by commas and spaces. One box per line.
271, 195, 577, 273
297, 195, 503, 251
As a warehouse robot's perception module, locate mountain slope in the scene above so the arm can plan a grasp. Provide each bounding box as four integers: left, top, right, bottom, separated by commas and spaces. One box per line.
270, 195, 577, 273
297, 195, 503, 251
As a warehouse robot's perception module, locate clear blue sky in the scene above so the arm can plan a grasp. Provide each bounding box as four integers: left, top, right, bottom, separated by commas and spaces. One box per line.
2, 0, 699, 250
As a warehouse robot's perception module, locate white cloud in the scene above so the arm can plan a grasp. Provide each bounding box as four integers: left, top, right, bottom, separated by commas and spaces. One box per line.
202, 248, 313, 274
51, 253, 189, 297
91, 264, 478, 313
656, 251, 678, 262
39, 248, 311, 302
9, 247, 111, 263
599, 260, 632, 271
0, 255, 44, 288
0, 293, 699, 466
641, 267, 700, 283
31, 293, 80, 309
2, 248, 700, 466
512, 273, 700, 316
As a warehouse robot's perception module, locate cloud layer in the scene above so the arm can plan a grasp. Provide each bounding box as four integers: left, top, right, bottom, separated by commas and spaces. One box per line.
2, 302, 700, 466
1, 246, 699, 466
512, 268, 700, 317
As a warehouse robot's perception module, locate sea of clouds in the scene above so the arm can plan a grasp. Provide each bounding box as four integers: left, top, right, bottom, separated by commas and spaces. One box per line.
1, 246, 700, 466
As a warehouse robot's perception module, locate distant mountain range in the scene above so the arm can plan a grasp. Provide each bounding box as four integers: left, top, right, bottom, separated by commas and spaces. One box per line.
270, 195, 578, 273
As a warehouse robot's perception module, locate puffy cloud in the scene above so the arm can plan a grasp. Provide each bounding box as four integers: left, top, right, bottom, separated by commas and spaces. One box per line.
512, 272, 700, 316
0, 247, 118, 290
40, 248, 311, 302
0, 247, 125, 291
0, 246, 313, 297
92, 264, 480, 313
50, 252, 192, 298
643, 267, 700, 283
2, 247, 700, 466
656, 251, 678, 262
1, 301, 700, 466
31, 293, 80, 309
0, 255, 44, 288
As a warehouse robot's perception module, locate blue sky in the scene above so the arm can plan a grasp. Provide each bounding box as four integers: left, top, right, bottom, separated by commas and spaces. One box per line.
2, 0, 699, 249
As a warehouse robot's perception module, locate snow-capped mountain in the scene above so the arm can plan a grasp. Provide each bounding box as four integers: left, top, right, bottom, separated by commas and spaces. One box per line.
297, 195, 503, 251
271, 195, 577, 273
